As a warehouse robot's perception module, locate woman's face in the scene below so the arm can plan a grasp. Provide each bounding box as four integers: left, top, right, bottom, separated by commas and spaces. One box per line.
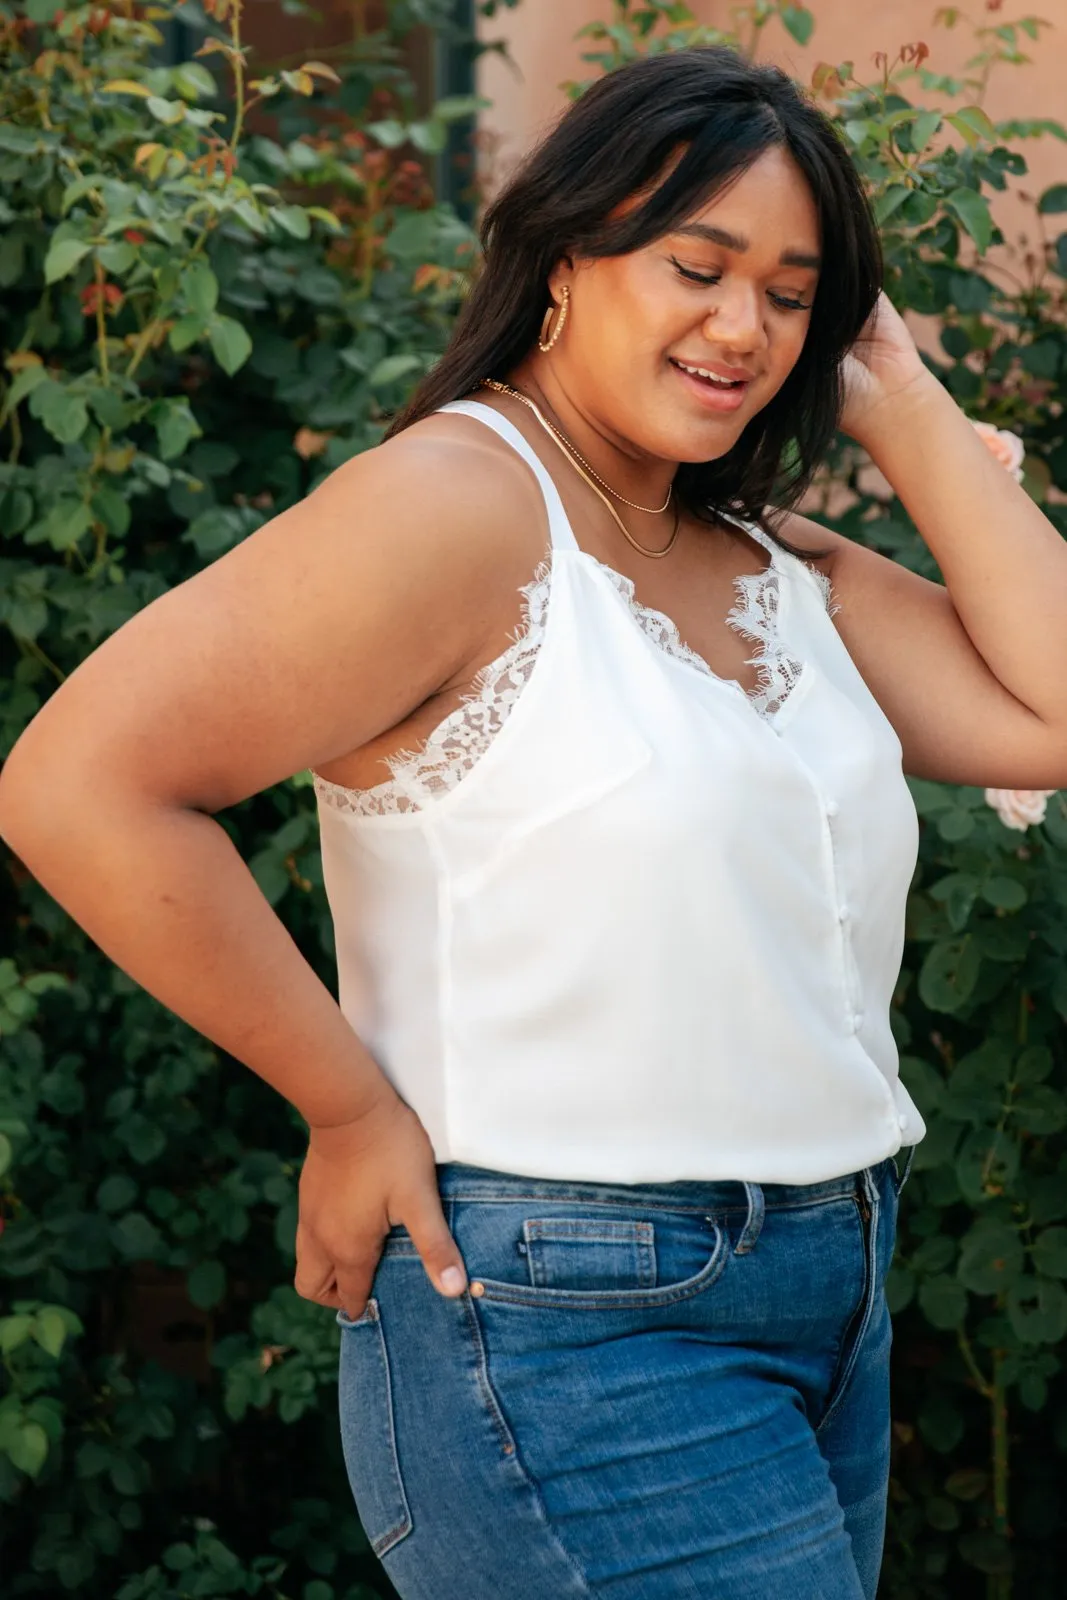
547, 143, 821, 464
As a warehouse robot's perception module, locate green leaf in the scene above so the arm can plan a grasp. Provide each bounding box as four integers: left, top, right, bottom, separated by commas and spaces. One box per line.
0, 1314, 35, 1354
96, 241, 136, 275
33, 382, 89, 445
368, 353, 422, 388
1032, 1226, 1067, 1278
272, 205, 312, 240
945, 188, 994, 253
946, 1468, 988, 1500
1006, 1275, 1067, 1344
1012, 1086, 1067, 1136
918, 1392, 965, 1452
151, 397, 202, 461
385, 211, 438, 259
957, 1223, 1024, 1294
980, 876, 1027, 911
43, 238, 92, 284
32, 1308, 68, 1359
183, 261, 219, 317
0, 1131, 11, 1176
1037, 183, 1067, 214
958, 1531, 1013, 1575
948, 105, 998, 144
208, 316, 253, 376
956, 1128, 1020, 1203
936, 806, 974, 841
431, 94, 490, 122
97, 1174, 138, 1213
366, 119, 407, 149
2, 363, 47, 415
187, 1260, 226, 1310
33, 499, 94, 552
918, 936, 981, 1012
409, 119, 447, 155
169, 314, 207, 354
112, 1212, 163, 1260
873, 185, 911, 226
918, 1274, 968, 1329
6, 1420, 49, 1477
146, 96, 186, 125
911, 111, 942, 153
780, 4, 814, 45
90, 484, 131, 538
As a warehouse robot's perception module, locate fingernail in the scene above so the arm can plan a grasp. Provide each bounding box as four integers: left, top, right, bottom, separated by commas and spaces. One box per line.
440, 1265, 465, 1295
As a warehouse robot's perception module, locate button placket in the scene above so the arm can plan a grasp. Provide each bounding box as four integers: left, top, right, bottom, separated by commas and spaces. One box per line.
824, 796, 865, 1031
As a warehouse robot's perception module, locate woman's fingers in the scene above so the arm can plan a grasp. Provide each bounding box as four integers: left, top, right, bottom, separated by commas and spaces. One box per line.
399, 1177, 468, 1298
294, 1220, 342, 1307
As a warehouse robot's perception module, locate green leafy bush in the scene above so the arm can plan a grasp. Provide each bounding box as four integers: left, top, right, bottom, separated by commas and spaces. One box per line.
598, 7, 1067, 1597
0, 0, 487, 1592
3, 0, 1067, 1596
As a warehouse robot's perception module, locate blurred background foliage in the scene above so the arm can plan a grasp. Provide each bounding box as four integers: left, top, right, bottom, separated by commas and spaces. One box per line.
1, 0, 1067, 1595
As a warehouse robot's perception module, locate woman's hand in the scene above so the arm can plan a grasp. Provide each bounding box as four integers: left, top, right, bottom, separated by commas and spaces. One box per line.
839, 289, 936, 448
296, 1088, 468, 1319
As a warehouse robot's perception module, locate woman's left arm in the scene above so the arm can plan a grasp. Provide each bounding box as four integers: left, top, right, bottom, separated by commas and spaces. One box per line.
779, 291, 1067, 789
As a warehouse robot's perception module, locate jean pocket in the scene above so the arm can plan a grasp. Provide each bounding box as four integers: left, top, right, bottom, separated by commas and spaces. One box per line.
336, 1298, 413, 1557
456, 1202, 727, 1311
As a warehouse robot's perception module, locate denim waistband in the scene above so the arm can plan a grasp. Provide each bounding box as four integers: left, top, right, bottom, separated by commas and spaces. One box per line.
436, 1156, 899, 1213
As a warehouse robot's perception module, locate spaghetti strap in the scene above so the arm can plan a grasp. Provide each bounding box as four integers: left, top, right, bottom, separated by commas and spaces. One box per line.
435, 398, 581, 554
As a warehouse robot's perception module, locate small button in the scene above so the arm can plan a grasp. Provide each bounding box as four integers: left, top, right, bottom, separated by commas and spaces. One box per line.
850, 1011, 864, 1031
898, 1113, 908, 1132
838, 903, 850, 922
826, 799, 840, 817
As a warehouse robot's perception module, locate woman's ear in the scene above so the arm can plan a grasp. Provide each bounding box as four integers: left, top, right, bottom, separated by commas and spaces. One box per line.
546, 256, 575, 301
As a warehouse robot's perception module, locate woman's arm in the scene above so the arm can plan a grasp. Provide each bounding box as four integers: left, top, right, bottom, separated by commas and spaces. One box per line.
779, 294, 1067, 789
0, 417, 545, 1310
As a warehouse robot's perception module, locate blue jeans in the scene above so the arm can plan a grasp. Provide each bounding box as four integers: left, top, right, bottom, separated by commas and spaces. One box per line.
337, 1149, 914, 1598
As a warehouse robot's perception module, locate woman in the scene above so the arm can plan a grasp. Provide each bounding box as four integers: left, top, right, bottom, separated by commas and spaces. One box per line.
2, 44, 1066, 1600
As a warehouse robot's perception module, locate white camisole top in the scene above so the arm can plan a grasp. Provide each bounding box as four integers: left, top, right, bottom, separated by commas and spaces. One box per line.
313, 399, 926, 1184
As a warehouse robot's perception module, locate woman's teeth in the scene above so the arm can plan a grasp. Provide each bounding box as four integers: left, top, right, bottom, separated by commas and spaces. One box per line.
671, 360, 745, 388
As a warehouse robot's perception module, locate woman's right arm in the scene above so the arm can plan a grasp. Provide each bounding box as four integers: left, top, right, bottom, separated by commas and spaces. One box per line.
0, 419, 539, 1315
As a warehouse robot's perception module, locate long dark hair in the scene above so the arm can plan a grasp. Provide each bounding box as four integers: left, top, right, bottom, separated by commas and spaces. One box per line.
386, 46, 881, 559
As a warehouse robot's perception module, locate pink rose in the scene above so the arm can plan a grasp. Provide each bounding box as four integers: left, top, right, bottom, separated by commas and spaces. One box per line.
970, 420, 1025, 482
984, 788, 1056, 831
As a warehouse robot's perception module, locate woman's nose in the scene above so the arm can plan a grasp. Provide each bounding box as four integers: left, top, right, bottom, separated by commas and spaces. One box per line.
702, 287, 768, 356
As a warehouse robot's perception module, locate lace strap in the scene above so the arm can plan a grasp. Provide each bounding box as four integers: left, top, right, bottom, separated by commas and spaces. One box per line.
435, 400, 581, 554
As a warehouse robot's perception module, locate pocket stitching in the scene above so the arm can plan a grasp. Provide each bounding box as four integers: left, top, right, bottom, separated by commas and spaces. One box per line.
524, 1216, 657, 1291
473, 1220, 726, 1310
815, 1192, 876, 1436
337, 1298, 414, 1556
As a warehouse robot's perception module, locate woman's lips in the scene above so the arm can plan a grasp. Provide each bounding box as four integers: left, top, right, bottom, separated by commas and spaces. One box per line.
669, 357, 751, 413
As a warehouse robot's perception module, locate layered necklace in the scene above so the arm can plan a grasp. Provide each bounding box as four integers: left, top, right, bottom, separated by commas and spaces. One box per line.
480, 378, 680, 559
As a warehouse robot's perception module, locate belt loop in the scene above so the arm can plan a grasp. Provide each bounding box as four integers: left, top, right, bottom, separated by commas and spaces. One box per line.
734, 1181, 766, 1255
895, 1144, 916, 1197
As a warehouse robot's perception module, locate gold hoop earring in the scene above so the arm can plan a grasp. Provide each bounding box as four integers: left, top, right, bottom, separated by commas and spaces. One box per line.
538, 286, 570, 353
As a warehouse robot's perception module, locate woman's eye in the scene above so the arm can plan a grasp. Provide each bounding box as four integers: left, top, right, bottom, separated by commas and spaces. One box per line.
671, 259, 720, 286
671, 259, 811, 312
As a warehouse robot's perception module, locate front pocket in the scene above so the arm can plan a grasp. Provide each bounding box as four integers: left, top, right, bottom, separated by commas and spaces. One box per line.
456, 1202, 727, 1311
336, 1299, 413, 1557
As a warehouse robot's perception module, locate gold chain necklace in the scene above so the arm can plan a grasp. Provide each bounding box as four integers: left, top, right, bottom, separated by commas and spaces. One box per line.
480, 379, 680, 560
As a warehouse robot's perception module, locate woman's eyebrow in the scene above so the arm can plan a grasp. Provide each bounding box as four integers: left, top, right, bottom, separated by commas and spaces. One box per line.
672, 222, 821, 271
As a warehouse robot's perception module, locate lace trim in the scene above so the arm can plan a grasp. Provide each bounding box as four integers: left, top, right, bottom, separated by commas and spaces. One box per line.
314, 558, 552, 818
313, 540, 837, 818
